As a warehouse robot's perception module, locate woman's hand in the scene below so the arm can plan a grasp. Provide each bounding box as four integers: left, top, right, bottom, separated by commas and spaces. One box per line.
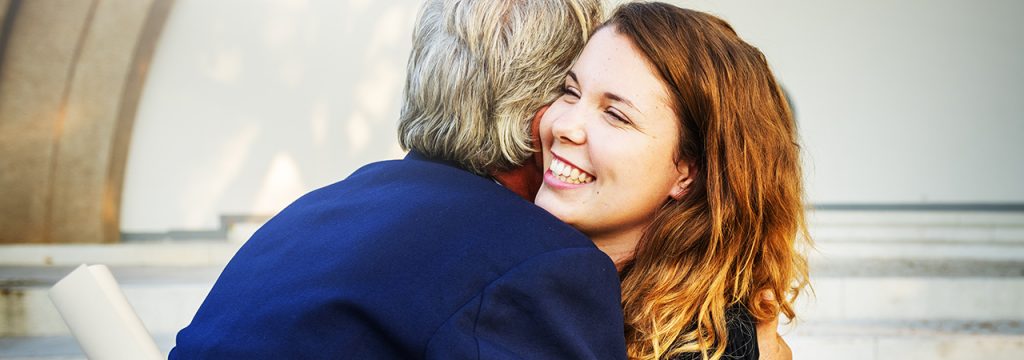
756, 290, 792, 360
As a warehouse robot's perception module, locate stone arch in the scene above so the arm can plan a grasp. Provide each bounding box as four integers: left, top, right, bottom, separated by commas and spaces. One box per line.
0, 0, 175, 243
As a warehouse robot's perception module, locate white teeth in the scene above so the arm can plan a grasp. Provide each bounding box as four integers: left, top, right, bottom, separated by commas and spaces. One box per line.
556, 160, 569, 176
550, 157, 595, 185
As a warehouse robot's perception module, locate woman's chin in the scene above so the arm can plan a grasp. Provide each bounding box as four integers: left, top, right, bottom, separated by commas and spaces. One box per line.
535, 192, 574, 223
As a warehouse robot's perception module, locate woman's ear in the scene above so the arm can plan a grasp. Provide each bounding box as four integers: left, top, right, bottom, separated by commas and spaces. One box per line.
669, 162, 697, 201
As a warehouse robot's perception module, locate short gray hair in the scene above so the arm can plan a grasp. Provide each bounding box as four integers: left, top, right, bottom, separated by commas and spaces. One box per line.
398, 0, 603, 175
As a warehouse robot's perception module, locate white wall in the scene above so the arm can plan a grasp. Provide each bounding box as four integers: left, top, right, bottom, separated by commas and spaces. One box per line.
669, 0, 1024, 204
122, 0, 1024, 233
122, 0, 417, 232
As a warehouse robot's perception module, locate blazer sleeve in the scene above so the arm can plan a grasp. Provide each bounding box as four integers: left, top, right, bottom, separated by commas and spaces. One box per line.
424, 247, 627, 360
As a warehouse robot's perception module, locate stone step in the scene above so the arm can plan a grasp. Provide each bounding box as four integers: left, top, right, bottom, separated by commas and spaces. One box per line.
1, 321, 1021, 360
0, 266, 219, 337
0, 241, 241, 267
2, 234, 1021, 270
807, 210, 1024, 245
795, 276, 1024, 322
807, 210, 1024, 227
1, 258, 1022, 337
784, 320, 1024, 360
809, 225, 1024, 245
0, 334, 174, 360
811, 239, 1024, 261
2, 210, 1021, 269
811, 258, 1024, 277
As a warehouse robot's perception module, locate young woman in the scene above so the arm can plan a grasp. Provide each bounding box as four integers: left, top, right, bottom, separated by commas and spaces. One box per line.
534, 3, 810, 359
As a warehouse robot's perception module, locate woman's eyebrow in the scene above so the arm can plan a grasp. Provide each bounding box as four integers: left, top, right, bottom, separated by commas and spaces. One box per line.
604, 92, 642, 115
568, 70, 643, 115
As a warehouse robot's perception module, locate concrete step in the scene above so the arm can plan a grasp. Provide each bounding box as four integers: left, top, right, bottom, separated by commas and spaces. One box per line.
784, 320, 1024, 360
0, 334, 174, 360
0, 241, 237, 338
808, 210, 1024, 244
1, 210, 1021, 357
1, 321, 1021, 360
1, 210, 1020, 267
811, 239, 1024, 261
1, 232, 1021, 270
808, 210, 1024, 227
0, 266, 219, 337
1, 257, 1022, 336
0, 241, 241, 267
795, 275, 1024, 322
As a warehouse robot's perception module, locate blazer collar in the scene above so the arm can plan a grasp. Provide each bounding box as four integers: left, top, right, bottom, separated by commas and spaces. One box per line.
404, 150, 467, 172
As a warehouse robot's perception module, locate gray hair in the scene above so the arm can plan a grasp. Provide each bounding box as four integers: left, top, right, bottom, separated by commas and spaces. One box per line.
398, 0, 603, 175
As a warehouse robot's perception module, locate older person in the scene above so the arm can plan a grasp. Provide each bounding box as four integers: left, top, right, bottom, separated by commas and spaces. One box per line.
169, 0, 625, 359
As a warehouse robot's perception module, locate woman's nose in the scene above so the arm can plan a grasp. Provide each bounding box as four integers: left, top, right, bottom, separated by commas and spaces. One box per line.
550, 108, 586, 145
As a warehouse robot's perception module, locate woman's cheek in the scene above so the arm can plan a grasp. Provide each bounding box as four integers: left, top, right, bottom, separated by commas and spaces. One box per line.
538, 108, 558, 146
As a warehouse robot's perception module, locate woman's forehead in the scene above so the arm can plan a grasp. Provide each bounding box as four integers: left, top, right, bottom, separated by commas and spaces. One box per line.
572, 28, 674, 112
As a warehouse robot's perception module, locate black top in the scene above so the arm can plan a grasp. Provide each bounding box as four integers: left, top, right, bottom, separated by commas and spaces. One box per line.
668, 305, 759, 360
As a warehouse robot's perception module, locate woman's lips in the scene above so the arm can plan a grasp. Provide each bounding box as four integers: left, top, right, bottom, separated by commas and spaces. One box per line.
549, 156, 595, 184
544, 170, 591, 190
544, 155, 596, 190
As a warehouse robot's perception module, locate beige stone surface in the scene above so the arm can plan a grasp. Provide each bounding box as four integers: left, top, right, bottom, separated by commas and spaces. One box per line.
0, 0, 10, 38
49, 0, 154, 244
0, 0, 165, 243
0, 0, 95, 243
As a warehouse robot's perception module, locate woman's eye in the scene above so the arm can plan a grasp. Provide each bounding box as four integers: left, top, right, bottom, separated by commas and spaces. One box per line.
606, 109, 632, 125
562, 85, 580, 99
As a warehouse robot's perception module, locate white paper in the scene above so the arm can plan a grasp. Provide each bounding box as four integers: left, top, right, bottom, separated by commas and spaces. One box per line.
48, 264, 163, 360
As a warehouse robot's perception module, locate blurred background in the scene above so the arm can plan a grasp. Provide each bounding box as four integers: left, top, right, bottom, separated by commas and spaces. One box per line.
0, 0, 1021, 358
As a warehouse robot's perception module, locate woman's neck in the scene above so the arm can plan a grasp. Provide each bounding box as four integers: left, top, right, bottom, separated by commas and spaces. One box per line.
590, 229, 643, 271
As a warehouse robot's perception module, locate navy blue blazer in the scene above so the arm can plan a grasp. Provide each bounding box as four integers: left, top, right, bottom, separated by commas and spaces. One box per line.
170, 151, 627, 359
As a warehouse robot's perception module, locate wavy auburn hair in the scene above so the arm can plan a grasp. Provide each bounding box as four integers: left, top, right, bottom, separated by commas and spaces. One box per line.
606, 3, 810, 359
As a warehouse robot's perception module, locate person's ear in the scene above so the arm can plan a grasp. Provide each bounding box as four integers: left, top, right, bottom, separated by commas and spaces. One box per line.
669, 162, 696, 201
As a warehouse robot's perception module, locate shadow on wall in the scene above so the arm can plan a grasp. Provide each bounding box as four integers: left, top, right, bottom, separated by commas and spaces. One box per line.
121, 0, 418, 235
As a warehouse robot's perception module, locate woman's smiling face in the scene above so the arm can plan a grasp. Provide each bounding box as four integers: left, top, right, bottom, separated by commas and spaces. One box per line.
534, 26, 691, 247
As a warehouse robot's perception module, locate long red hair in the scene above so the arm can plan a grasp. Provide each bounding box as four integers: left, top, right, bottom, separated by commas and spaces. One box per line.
606, 3, 811, 359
